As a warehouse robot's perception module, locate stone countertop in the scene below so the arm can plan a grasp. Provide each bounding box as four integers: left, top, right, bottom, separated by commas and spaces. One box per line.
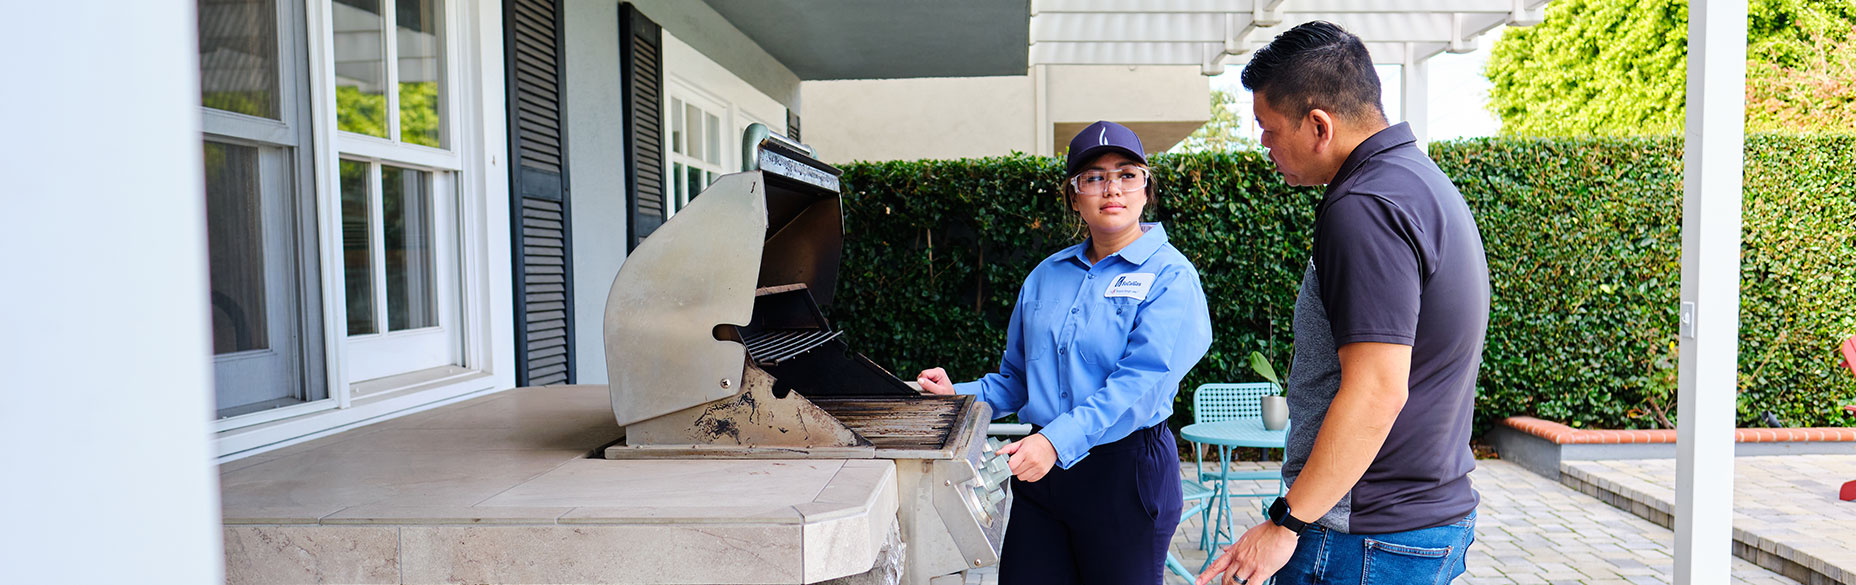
219, 385, 899, 585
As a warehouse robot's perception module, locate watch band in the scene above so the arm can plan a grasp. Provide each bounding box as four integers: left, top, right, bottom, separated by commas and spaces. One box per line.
1269, 497, 1309, 535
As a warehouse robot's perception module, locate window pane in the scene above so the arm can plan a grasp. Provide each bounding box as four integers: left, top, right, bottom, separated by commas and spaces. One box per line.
671, 162, 684, 209
333, 0, 388, 137
396, 0, 443, 147
204, 142, 270, 353
340, 159, 377, 334
382, 165, 437, 330
671, 98, 683, 154
198, 0, 280, 119
686, 103, 703, 165
687, 165, 704, 203
705, 113, 720, 165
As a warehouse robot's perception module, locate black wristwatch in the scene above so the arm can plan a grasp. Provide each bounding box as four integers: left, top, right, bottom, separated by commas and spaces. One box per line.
1268, 497, 1309, 535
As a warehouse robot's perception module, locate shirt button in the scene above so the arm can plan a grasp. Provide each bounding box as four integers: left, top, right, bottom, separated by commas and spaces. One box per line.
1087, 274, 1094, 279
1071, 308, 1079, 314
1060, 392, 1069, 398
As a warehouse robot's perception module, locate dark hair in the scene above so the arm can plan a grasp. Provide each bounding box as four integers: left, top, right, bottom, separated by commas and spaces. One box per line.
1240, 21, 1386, 126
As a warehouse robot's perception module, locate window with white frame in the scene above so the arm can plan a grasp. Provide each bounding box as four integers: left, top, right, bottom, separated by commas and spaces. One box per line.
331, 0, 464, 386
199, 0, 329, 420
201, 0, 479, 436
667, 92, 726, 214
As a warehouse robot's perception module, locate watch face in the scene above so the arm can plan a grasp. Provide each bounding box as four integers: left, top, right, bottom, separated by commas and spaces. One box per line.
1269, 498, 1302, 533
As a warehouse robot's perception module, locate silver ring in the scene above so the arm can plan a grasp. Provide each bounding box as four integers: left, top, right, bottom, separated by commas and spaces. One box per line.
1238, 579, 1249, 585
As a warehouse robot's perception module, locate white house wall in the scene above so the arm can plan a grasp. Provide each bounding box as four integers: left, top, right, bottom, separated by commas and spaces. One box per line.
663, 33, 790, 144
566, 0, 793, 384
625, 0, 802, 109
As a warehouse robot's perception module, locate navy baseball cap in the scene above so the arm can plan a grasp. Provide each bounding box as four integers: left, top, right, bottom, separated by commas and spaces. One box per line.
1065, 120, 1147, 176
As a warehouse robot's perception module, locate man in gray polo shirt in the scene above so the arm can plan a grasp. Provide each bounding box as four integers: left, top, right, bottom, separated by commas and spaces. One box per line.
1200, 21, 1490, 585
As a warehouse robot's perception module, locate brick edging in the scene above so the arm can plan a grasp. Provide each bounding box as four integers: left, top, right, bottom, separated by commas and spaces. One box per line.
1503, 416, 1856, 445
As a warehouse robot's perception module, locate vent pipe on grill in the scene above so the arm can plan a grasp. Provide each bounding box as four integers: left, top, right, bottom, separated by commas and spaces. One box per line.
742, 122, 815, 171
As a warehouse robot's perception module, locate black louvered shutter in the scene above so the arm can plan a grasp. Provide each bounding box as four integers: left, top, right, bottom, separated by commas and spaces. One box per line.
620, 3, 664, 250
506, 0, 573, 386
786, 109, 801, 142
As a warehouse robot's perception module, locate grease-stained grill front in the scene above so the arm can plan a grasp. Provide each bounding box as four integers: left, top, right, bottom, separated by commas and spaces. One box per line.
599, 138, 1009, 584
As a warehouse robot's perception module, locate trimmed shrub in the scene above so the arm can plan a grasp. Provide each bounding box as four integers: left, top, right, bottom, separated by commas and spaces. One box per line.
827, 135, 1856, 431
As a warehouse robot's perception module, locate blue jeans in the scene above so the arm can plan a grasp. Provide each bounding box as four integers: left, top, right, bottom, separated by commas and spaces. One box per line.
1274, 511, 1476, 585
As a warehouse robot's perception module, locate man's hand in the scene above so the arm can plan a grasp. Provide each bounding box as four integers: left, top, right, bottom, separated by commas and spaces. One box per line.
916, 367, 954, 395
996, 433, 1058, 482
1197, 520, 1299, 585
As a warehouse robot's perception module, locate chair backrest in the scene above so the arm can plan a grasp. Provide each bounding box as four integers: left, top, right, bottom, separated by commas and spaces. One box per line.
1840, 336, 1855, 377
1192, 382, 1281, 424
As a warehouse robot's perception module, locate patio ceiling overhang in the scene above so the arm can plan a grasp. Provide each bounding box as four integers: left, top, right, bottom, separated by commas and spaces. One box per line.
701, 0, 1032, 80
1029, 0, 1553, 74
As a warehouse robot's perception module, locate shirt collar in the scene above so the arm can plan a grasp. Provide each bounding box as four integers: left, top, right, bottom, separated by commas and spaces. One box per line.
1069, 222, 1167, 267
1319, 122, 1417, 208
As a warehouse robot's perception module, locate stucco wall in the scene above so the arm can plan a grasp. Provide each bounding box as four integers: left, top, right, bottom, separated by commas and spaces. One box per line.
800, 65, 1210, 164
802, 75, 1038, 163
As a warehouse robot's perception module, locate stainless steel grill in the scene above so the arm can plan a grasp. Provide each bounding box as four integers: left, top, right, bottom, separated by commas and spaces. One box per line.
600, 138, 1009, 584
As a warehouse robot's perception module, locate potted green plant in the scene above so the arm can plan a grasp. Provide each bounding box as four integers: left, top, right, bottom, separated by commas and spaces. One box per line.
1249, 351, 1289, 430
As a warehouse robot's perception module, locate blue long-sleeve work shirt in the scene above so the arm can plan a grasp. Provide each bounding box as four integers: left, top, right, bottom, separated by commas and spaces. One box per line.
954, 223, 1213, 468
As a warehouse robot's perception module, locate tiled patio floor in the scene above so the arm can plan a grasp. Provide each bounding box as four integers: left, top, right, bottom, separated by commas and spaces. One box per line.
1563, 455, 1856, 585
964, 459, 1798, 585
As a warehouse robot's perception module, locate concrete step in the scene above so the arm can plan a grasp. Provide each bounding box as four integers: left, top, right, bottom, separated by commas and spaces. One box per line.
1560, 458, 1856, 585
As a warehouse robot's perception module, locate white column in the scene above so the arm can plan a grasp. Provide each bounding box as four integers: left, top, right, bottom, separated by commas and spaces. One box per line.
1401, 48, 1429, 146
1675, 1, 1747, 585
0, 1, 224, 583
1033, 64, 1055, 156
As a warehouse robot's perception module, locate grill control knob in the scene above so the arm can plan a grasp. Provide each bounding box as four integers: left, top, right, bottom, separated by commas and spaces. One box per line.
985, 488, 1008, 507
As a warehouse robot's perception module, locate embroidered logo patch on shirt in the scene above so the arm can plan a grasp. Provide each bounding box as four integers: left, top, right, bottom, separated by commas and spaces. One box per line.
1104, 272, 1155, 300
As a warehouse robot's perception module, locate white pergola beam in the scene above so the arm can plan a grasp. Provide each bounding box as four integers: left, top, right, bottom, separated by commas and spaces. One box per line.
1031, 13, 1236, 43
1675, 1, 1745, 585
1029, 41, 1437, 67
1034, 0, 1546, 14
1402, 45, 1430, 145
1032, 12, 1496, 44
1028, 4, 1523, 72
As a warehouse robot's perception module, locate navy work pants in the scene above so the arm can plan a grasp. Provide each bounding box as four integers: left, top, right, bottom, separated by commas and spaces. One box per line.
998, 424, 1183, 585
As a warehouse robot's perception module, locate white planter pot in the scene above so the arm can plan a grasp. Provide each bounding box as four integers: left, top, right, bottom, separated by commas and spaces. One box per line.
1261, 395, 1289, 430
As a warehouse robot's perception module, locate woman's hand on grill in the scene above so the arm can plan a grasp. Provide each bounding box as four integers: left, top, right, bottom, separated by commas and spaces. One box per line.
916, 368, 954, 395
998, 433, 1057, 482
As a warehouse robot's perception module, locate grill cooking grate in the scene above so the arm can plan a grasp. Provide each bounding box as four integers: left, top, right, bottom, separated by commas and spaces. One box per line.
742, 328, 843, 365
810, 397, 963, 450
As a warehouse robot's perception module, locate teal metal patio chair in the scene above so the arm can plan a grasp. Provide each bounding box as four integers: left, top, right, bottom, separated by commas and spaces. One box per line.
1187, 383, 1288, 550
1165, 478, 1219, 582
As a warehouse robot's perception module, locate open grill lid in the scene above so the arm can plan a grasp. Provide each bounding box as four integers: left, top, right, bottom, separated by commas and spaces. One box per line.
604, 139, 912, 428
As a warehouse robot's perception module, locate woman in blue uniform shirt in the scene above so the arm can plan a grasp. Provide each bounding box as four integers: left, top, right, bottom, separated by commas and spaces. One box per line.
916, 120, 1214, 585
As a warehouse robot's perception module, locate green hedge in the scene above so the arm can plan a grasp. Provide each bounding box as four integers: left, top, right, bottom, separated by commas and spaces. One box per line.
827, 135, 1856, 431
